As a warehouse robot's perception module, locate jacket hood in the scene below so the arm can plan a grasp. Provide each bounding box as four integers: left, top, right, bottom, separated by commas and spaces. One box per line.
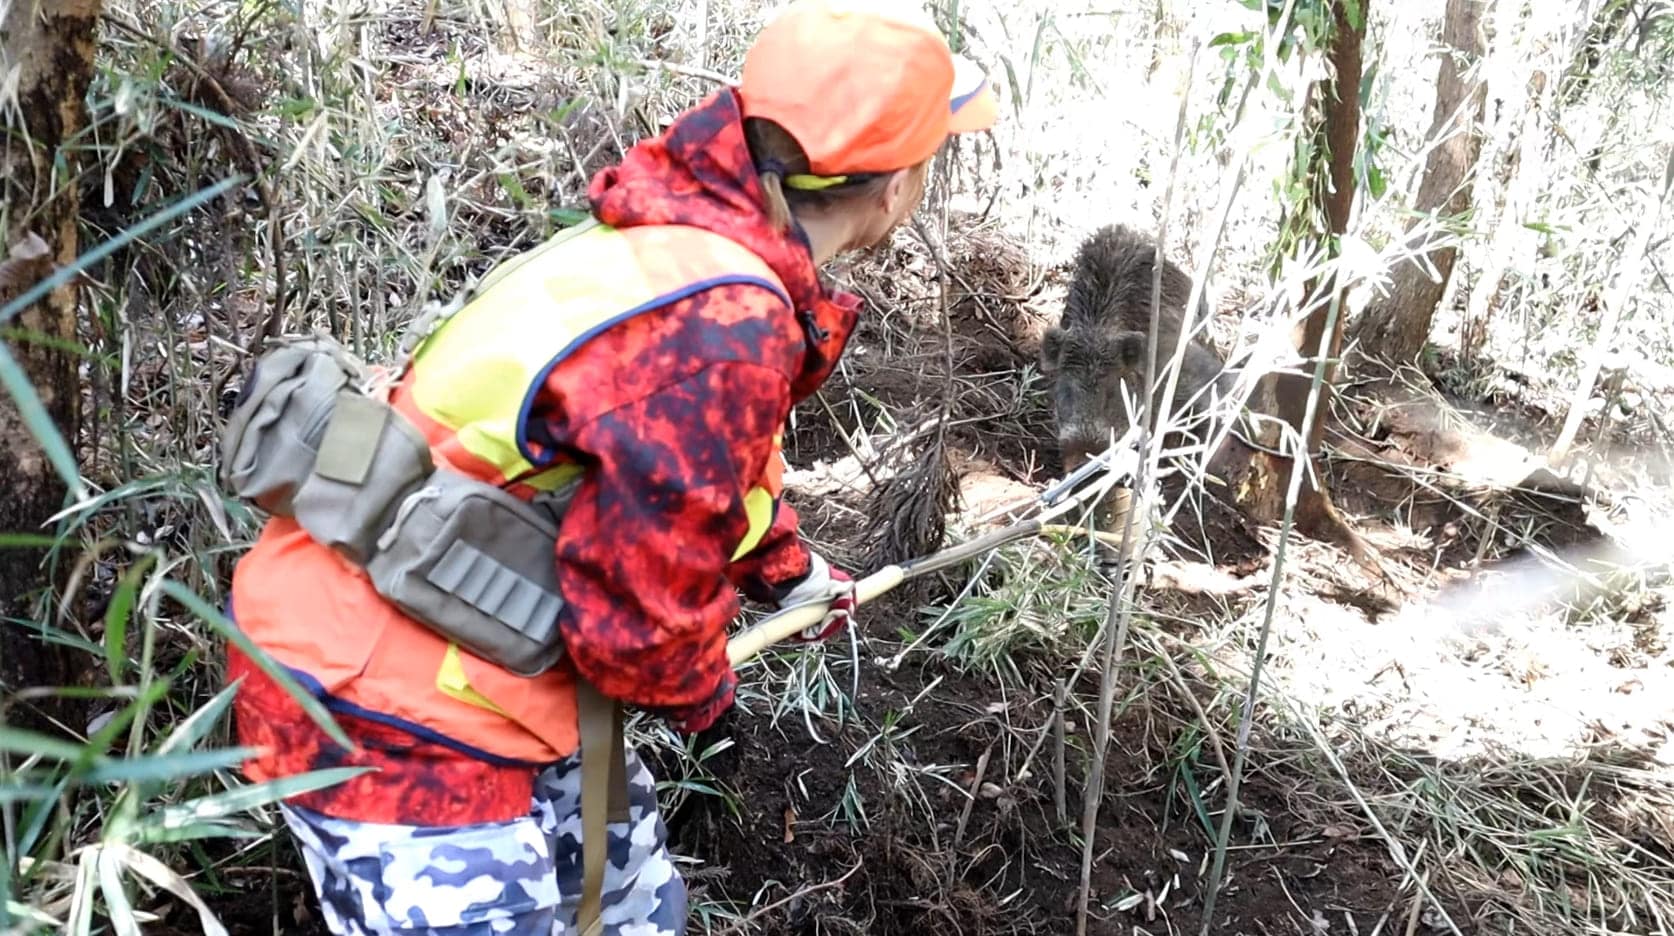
587, 88, 860, 400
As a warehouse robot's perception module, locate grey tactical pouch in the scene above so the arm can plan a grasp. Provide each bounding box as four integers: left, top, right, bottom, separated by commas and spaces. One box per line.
218, 329, 574, 676
219, 335, 368, 517
365, 469, 576, 676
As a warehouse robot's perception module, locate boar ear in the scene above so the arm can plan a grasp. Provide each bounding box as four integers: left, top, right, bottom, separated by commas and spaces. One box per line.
1108, 330, 1149, 371
1039, 326, 1065, 375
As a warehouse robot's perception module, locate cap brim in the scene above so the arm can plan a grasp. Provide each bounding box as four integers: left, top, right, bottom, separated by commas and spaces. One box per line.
947, 53, 999, 134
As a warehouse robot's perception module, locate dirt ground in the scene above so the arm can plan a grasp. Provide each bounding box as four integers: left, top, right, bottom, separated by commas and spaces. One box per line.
657, 640, 1442, 936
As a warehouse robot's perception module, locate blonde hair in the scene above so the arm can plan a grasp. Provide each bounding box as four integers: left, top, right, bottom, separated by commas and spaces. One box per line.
744, 118, 903, 231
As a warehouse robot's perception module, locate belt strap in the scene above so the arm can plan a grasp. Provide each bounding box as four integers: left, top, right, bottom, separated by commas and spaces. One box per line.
575, 679, 629, 936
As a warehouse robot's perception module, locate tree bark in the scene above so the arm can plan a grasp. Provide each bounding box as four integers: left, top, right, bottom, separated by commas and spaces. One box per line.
1279, 0, 1363, 453
1215, 0, 1381, 571
1351, 0, 1488, 364
1, 0, 103, 727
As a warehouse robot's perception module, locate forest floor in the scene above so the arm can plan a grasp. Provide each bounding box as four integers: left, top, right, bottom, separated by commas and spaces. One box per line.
54, 1, 1674, 934
174, 204, 1674, 936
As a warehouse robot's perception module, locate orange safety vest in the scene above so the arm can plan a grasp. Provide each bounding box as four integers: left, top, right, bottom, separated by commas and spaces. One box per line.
229, 219, 791, 765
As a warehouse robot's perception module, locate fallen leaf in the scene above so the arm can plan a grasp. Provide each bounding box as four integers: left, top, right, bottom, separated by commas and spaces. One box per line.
105, 844, 229, 936
86, 710, 115, 736
1113, 892, 1144, 912
783, 805, 796, 844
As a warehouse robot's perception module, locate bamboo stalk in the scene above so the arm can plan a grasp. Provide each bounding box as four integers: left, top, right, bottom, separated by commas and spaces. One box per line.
1073, 32, 1201, 936
1052, 677, 1068, 826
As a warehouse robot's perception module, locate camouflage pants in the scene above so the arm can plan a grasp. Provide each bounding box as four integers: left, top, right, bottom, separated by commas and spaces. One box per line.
280, 747, 686, 935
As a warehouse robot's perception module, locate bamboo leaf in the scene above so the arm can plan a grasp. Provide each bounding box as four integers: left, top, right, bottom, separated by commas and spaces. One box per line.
1341, 0, 1364, 32
81, 748, 258, 786
105, 844, 229, 936
0, 784, 63, 804
0, 323, 99, 358
12, 616, 104, 656
0, 341, 83, 495
161, 95, 245, 131
3, 899, 62, 930
1177, 756, 1217, 842
10, 777, 69, 860
47, 473, 176, 529
67, 848, 97, 936
96, 848, 141, 936
132, 819, 264, 845
0, 727, 88, 762
0, 532, 59, 548
156, 683, 240, 757
157, 767, 372, 826
103, 554, 158, 685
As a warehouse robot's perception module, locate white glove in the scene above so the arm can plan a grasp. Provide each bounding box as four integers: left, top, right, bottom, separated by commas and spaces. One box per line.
777, 551, 857, 642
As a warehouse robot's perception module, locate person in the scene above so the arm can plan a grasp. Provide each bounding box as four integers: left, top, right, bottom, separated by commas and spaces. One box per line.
221, 1, 998, 933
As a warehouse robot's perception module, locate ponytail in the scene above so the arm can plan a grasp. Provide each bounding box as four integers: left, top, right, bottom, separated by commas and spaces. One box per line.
744, 117, 893, 232
757, 165, 794, 231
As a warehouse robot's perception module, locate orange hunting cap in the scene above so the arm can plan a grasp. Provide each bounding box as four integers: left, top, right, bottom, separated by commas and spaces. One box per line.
739, 0, 1000, 180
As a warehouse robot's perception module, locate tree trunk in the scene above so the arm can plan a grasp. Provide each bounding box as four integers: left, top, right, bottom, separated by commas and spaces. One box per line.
0, 0, 103, 729
1215, 0, 1380, 571
1292, 0, 1374, 564
1280, 0, 1363, 451
1351, 0, 1488, 364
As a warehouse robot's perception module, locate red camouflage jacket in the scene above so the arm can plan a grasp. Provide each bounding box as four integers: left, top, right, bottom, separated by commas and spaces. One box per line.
229, 88, 862, 824
543, 87, 861, 722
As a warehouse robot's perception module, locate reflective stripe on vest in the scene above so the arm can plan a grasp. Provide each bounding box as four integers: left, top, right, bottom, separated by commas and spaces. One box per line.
230, 220, 797, 765
400, 221, 792, 562
399, 220, 793, 719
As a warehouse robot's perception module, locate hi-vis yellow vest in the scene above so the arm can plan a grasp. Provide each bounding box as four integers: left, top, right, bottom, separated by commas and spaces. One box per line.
229, 219, 792, 764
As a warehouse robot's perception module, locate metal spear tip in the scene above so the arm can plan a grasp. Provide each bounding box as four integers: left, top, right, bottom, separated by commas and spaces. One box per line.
1041, 430, 1141, 509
